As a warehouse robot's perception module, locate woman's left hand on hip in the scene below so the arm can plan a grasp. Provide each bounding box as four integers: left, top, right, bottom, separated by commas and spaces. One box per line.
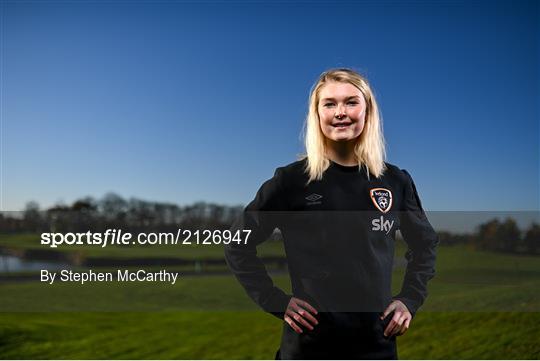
380, 300, 412, 337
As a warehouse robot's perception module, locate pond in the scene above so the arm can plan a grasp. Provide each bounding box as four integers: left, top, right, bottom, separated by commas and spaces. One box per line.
0, 254, 70, 273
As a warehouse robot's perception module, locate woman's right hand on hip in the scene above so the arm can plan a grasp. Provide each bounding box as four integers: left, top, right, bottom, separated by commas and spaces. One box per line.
284, 297, 319, 333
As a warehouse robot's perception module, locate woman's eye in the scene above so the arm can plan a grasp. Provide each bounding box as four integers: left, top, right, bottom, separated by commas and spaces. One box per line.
324, 103, 335, 107
347, 101, 358, 105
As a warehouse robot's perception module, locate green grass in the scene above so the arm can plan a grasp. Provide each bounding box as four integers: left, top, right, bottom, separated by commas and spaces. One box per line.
0, 312, 283, 359
0, 274, 272, 312
0, 243, 539, 359
404, 244, 540, 312
0, 311, 538, 359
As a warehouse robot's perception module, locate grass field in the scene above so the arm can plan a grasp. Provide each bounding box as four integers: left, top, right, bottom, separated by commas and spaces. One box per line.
1, 311, 538, 359
0, 238, 539, 359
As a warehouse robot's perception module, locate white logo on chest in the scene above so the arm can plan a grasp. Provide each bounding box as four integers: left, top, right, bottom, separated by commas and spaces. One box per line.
371, 215, 394, 234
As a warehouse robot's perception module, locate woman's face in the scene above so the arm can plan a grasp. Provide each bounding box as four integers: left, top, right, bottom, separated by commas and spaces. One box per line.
317, 81, 366, 143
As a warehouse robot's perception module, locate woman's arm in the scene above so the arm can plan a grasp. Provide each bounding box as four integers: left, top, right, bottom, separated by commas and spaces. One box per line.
224, 167, 292, 319
393, 169, 439, 318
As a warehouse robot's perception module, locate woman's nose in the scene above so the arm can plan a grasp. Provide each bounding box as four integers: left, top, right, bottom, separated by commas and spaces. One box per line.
335, 105, 346, 118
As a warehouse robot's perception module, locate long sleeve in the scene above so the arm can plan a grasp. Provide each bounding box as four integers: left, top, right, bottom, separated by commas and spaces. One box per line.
393, 169, 439, 318
224, 167, 292, 319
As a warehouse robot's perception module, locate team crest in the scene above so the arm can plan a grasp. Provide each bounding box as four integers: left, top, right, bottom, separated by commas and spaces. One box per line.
369, 188, 393, 213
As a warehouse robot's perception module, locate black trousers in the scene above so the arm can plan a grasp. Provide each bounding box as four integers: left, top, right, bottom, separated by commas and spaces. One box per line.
275, 312, 398, 360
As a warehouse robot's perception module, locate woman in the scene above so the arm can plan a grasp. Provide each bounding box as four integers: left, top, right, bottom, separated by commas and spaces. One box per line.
224, 68, 438, 359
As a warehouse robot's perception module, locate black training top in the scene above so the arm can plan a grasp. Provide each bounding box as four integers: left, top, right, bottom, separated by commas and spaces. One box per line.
224, 157, 438, 319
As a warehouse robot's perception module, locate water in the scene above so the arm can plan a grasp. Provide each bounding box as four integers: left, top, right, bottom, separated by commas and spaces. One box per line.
0, 254, 70, 273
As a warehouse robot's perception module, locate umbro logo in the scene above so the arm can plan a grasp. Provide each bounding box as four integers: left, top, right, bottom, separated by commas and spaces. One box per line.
306, 194, 322, 202
305, 193, 323, 205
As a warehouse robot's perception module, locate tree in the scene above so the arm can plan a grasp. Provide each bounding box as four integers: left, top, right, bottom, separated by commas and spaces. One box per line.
475, 219, 500, 251
23, 201, 42, 232
100, 193, 128, 224
498, 218, 521, 253
524, 223, 540, 255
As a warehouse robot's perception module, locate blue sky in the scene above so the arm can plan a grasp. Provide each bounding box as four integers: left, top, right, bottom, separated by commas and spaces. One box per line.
2, 0, 539, 212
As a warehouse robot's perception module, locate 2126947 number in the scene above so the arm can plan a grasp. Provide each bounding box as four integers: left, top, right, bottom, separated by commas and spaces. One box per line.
181, 229, 251, 245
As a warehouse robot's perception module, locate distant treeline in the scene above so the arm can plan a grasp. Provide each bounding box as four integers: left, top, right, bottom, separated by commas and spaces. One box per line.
1, 193, 244, 234
437, 218, 540, 255
1, 193, 539, 255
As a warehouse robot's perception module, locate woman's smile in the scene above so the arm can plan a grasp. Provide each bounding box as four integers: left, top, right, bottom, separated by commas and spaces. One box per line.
332, 122, 352, 128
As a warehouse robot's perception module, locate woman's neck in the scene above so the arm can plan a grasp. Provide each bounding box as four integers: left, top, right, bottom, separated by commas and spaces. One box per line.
326, 140, 358, 166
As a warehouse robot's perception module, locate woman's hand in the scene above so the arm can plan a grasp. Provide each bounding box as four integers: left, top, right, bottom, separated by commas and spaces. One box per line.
284, 297, 319, 334
381, 300, 412, 337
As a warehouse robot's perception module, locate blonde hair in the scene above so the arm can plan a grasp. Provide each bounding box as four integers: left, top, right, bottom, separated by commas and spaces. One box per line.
299, 68, 386, 183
